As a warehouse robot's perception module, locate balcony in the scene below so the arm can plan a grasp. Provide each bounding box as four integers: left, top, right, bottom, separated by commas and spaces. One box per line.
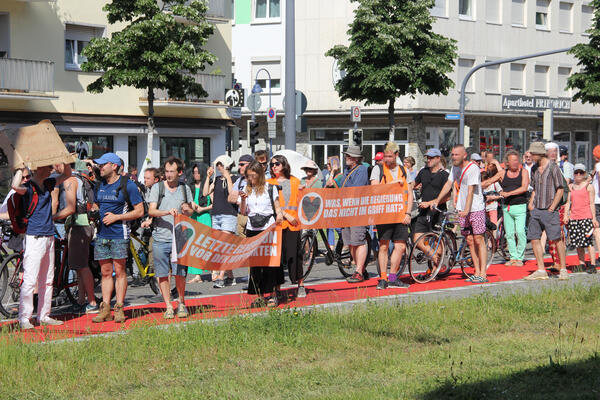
163, 0, 230, 23
0, 58, 57, 99
140, 73, 226, 108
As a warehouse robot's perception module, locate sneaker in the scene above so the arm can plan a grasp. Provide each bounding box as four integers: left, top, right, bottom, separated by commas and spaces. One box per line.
164, 307, 175, 319
85, 303, 99, 314
213, 279, 225, 289
524, 270, 549, 280
19, 320, 35, 330
376, 279, 388, 290
573, 264, 586, 273
465, 276, 475, 282
346, 273, 364, 283
297, 286, 307, 298
176, 304, 189, 318
558, 269, 569, 280
587, 264, 598, 274
40, 317, 64, 326
388, 279, 410, 289
224, 277, 236, 286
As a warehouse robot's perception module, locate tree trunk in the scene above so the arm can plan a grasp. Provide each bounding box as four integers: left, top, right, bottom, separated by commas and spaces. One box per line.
388, 98, 395, 142
146, 87, 155, 167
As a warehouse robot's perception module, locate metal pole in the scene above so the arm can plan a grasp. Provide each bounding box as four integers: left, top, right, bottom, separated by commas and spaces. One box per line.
254, 68, 273, 155
459, 47, 572, 145
284, 0, 296, 150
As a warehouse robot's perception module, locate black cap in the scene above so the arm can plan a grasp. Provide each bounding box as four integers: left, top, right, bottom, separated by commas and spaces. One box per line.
559, 145, 568, 156
239, 154, 254, 163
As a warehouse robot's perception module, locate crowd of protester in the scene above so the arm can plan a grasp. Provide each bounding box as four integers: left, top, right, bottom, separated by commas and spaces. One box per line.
7, 137, 600, 329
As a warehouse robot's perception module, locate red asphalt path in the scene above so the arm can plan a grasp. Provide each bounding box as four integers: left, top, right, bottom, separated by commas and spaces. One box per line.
2, 254, 596, 343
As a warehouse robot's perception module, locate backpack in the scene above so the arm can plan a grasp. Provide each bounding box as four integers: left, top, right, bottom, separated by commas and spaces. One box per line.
73, 172, 96, 217
7, 184, 39, 235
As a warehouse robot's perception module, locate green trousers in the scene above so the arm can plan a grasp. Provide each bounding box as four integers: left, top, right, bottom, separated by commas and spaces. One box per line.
502, 203, 528, 261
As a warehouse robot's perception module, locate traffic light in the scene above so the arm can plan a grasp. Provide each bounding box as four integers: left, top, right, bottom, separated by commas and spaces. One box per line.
352, 129, 363, 149
231, 126, 241, 151
247, 119, 259, 151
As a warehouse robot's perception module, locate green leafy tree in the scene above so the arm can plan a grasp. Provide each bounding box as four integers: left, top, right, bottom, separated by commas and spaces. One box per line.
567, 0, 600, 104
82, 0, 216, 166
326, 0, 457, 139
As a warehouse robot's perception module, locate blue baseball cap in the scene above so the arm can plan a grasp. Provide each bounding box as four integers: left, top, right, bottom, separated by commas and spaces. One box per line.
94, 152, 122, 166
425, 148, 442, 158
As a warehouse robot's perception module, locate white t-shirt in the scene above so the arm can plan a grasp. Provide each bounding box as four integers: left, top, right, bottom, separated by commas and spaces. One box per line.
595, 162, 600, 204
483, 182, 502, 212
242, 186, 279, 231
449, 162, 485, 212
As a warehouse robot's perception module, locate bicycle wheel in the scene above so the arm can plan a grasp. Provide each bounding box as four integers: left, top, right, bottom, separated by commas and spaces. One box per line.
497, 231, 509, 261
409, 232, 444, 284
62, 265, 80, 306
335, 233, 372, 278
436, 231, 457, 278
300, 231, 318, 281
0, 253, 23, 318
484, 229, 497, 269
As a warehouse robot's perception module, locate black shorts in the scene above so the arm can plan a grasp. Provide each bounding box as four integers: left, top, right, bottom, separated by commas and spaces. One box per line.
376, 223, 409, 242
413, 211, 442, 234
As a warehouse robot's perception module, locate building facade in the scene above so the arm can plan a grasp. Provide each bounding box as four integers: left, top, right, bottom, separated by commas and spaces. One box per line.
0, 0, 233, 190
232, 0, 600, 169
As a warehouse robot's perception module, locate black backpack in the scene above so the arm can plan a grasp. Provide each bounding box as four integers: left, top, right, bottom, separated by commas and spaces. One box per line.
73, 172, 96, 218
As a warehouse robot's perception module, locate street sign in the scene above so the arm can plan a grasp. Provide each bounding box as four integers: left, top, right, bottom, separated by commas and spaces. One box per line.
267, 107, 276, 122
351, 106, 361, 122
445, 113, 460, 120
268, 121, 277, 139
224, 89, 243, 107
247, 93, 262, 112
226, 107, 242, 119
234, 82, 242, 90
282, 90, 308, 117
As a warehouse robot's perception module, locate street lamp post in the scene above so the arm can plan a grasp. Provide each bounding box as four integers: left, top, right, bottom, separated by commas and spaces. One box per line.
252, 68, 273, 155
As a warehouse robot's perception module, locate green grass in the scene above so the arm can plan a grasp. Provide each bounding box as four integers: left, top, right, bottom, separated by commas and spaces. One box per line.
2, 286, 600, 399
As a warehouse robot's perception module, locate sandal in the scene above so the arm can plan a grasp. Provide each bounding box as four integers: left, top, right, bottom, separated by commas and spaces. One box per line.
505, 260, 515, 266
267, 296, 279, 308
250, 297, 266, 308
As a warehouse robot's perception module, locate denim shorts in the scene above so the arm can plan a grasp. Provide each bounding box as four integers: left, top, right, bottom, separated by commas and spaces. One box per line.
94, 238, 129, 261
153, 240, 188, 278
212, 214, 237, 233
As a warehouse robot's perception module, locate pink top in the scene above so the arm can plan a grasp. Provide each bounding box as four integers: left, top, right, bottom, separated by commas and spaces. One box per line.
570, 184, 593, 220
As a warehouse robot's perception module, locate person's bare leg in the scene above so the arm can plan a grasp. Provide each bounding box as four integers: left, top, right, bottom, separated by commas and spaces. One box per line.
576, 247, 585, 266
466, 235, 480, 276
555, 240, 567, 270
540, 231, 547, 253
175, 275, 186, 306
354, 244, 367, 274
531, 239, 546, 271
113, 259, 128, 305
588, 245, 595, 266
593, 227, 600, 261
474, 234, 487, 278
378, 241, 390, 278
99, 260, 114, 304
389, 241, 406, 274
158, 277, 172, 307
77, 267, 97, 307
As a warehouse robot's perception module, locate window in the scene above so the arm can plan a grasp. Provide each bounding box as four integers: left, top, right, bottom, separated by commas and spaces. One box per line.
254, 0, 280, 20
511, 0, 525, 25
0, 13, 9, 58
557, 66, 571, 94
128, 136, 137, 171
479, 129, 501, 156
484, 63, 500, 93
534, 65, 549, 95
251, 60, 281, 93
431, 0, 447, 17
510, 63, 525, 94
506, 129, 526, 155
459, 0, 473, 18
582, 5, 593, 35
160, 137, 210, 167
457, 58, 475, 92
60, 135, 113, 160
559, 2, 572, 32
65, 24, 104, 70
536, 0, 550, 29
486, 0, 501, 23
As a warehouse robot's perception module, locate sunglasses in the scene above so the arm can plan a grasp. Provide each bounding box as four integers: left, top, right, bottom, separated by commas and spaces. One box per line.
22, 174, 31, 180
239, 162, 249, 166
575, 170, 586, 175
270, 161, 281, 168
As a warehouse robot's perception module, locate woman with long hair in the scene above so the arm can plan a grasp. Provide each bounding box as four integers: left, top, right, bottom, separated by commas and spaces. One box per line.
187, 163, 213, 283
240, 161, 284, 307
268, 155, 306, 298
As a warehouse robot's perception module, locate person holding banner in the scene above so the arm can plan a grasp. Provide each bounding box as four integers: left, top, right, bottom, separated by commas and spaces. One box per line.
240, 161, 284, 308
148, 156, 194, 319
340, 145, 371, 283
433, 145, 488, 283
370, 142, 413, 290
268, 155, 306, 298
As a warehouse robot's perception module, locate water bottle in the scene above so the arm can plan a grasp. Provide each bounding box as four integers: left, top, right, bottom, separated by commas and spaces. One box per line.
138, 248, 147, 266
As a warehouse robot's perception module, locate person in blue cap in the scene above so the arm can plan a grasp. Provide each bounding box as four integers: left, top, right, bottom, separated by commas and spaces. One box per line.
90, 152, 144, 323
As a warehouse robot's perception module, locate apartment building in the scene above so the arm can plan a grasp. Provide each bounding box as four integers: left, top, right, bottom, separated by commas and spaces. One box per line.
232, 0, 600, 168
0, 0, 232, 188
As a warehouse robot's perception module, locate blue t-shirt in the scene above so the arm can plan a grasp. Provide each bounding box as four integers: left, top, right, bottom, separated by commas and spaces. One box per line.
24, 178, 56, 236
341, 164, 369, 188
96, 178, 143, 239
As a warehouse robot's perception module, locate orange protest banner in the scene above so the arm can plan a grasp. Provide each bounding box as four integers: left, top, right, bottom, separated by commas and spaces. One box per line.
174, 215, 281, 271
297, 183, 408, 229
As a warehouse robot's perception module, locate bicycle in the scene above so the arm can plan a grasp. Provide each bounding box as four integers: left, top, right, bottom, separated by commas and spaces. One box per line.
300, 228, 373, 280
408, 208, 496, 284
126, 229, 160, 295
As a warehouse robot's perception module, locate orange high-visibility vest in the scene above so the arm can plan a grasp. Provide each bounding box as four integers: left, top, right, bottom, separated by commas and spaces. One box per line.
379, 164, 410, 213
268, 176, 301, 231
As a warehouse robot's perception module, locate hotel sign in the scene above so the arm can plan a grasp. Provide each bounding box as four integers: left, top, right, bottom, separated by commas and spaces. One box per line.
502, 95, 571, 112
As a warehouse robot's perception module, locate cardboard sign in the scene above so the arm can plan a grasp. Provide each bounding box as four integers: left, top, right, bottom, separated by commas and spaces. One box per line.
174, 215, 281, 271
327, 156, 340, 172
0, 120, 75, 170
297, 183, 408, 229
